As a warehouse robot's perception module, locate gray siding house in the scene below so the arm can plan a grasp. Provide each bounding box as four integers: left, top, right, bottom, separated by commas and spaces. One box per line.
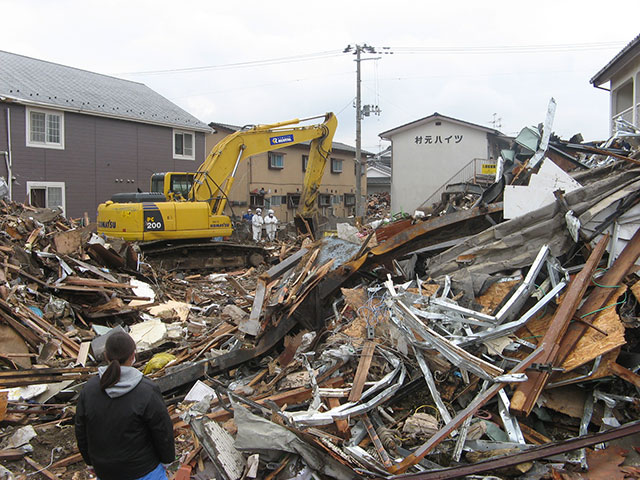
0, 51, 211, 218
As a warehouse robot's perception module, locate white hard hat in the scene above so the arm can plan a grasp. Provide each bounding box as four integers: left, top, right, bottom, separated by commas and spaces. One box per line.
268, 209, 274, 214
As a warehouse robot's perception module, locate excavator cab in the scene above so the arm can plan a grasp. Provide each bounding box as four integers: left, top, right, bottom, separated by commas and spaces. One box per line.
150, 172, 195, 201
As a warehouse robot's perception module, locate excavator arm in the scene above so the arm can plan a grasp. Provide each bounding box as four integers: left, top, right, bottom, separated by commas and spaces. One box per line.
191, 113, 337, 222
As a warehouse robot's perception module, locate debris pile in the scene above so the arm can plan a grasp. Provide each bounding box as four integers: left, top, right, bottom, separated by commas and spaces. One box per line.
1, 114, 640, 479
367, 192, 391, 218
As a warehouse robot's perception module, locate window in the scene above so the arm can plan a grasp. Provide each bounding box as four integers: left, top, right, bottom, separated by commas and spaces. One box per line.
344, 194, 355, 206
26, 108, 64, 149
287, 193, 301, 209
173, 130, 195, 160
332, 194, 343, 205
270, 195, 286, 207
319, 194, 331, 207
169, 174, 194, 198
302, 155, 309, 172
26, 181, 65, 216
331, 158, 343, 173
250, 194, 265, 207
269, 152, 284, 169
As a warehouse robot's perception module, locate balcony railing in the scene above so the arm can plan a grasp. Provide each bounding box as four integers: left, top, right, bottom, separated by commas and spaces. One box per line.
612, 105, 636, 125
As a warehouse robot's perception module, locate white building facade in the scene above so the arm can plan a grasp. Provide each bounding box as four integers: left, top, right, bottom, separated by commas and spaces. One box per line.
590, 34, 640, 133
380, 113, 507, 214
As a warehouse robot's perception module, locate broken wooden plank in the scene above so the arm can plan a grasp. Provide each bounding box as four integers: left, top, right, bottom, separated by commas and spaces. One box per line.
555, 227, 640, 369
326, 397, 349, 436
62, 277, 133, 289
0, 448, 26, 461
609, 362, 640, 389
76, 342, 91, 367
348, 341, 376, 403
49, 451, 82, 469
24, 456, 58, 480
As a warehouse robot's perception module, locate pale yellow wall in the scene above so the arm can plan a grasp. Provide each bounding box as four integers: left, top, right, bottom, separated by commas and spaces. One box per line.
205, 128, 365, 221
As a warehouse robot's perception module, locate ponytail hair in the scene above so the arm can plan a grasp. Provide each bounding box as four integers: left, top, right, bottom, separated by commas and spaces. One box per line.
100, 331, 136, 391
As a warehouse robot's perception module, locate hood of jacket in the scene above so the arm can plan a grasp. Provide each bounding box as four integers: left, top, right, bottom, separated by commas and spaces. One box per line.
97, 365, 143, 398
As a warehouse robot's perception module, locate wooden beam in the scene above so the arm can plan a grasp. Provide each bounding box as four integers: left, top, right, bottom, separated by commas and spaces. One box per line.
609, 362, 640, 389
510, 234, 608, 416
0, 449, 25, 461
50, 452, 83, 469
326, 397, 349, 436
348, 341, 376, 403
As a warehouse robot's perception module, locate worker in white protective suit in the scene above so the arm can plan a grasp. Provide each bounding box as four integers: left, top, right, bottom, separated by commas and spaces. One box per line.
263, 209, 278, 242
251, 208, 264, 242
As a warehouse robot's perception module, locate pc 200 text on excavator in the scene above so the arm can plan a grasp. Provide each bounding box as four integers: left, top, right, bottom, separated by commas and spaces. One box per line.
96, 113, 337, 263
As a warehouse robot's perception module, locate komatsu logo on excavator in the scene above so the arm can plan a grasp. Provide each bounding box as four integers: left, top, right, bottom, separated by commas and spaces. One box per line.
270, 134, 294, 145
98, 220, 116, 229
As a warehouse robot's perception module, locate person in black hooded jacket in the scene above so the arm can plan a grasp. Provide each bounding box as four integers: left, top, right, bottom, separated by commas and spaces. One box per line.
75, 331, 175, 480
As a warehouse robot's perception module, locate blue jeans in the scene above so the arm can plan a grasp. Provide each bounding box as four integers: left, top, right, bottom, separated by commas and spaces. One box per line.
136, 464, 167, 480
99, 464, 167, 480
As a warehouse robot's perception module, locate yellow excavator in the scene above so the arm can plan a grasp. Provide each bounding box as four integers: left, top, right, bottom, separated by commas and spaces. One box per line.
96, 113, 337, 269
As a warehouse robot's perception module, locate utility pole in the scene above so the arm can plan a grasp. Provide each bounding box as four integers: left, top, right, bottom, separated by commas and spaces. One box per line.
344, 44, 387, 218
355, 45, 363, 218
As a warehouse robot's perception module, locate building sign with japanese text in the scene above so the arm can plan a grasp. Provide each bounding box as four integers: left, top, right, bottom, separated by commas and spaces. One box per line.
414, 134, 463, 145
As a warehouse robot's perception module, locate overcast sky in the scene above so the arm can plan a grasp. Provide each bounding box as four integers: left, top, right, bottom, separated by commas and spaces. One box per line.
2, 0, 639, 153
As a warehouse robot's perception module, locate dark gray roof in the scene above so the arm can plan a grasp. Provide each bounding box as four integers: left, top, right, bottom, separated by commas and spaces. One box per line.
209, 121, 243, 132
0, 50, 210, 131
208, 121, 371, 155
367, 176, 391, 185
591, 34, 640, 86
379, 112, 502, 138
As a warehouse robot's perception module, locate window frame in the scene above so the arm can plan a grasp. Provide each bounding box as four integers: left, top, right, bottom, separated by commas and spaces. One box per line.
26, 181, 66, 216
250, 194, 265, 208
318, 194, 331, 207
302, 154, 309, 172
270, 195, 286, 207
331, 157, 343, 173
287, 193, 301, 209
173, 129, 195, 160
26, 107, 65, 150
268, 152, 285, 169
344, 194, 356, 206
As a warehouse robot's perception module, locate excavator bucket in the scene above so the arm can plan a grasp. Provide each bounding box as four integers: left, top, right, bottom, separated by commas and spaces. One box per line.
294, 215, 316, 239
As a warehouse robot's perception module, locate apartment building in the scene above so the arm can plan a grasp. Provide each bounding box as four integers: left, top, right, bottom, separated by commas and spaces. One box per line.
206, 122, 367, 222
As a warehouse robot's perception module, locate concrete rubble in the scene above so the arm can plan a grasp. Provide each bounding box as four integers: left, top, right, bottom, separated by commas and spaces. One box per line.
1, 116, 640, 479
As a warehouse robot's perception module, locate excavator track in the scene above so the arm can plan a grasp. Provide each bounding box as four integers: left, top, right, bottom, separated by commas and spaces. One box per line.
139, 239, 267, 271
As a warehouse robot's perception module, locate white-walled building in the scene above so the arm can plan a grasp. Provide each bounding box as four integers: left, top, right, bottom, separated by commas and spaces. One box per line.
379, 113, 508, 214
590, 33, 640, 132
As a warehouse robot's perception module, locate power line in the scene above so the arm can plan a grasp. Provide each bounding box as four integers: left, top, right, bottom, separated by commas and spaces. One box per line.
116, 41, 625, 77
391, 41, 625, 55
117, 50, 343, 76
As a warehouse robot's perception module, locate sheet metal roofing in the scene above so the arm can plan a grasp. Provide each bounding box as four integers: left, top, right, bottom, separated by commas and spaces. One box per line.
0, 50, 210, 132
